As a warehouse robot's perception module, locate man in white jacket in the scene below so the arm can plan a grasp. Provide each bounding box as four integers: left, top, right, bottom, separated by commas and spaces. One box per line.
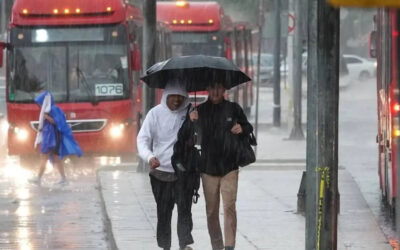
137, 80, 193, 250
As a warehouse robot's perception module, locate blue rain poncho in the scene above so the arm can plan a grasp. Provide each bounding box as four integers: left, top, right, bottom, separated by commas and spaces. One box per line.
34, 91, 82, 159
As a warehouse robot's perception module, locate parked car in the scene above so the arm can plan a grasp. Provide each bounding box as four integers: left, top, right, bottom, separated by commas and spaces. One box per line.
343, 54, 376, 80
252, 53, 288, 85
302, 52, 352, 88
302, 53, 349, 77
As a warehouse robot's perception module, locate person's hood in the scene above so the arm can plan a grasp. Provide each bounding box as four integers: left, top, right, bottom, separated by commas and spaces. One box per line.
35, 90, 55, 107
160, 79, 190, 112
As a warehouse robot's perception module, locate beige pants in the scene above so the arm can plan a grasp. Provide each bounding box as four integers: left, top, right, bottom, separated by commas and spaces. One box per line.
202, 170, 239, 250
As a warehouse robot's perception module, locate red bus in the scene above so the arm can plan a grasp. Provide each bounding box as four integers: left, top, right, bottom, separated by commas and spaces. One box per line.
0, 0, 146, 163
373, 9, 400, 210
156, 1, 253, 112
231, 22, 254, 115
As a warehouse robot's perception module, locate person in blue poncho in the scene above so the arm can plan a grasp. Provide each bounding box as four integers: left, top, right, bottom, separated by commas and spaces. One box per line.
29, 90, 82, 185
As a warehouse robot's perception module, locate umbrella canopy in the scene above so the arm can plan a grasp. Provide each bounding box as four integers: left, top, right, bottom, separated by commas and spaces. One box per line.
140, 55, 251, 91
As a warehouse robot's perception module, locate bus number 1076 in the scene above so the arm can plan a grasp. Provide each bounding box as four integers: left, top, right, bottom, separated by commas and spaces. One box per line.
95, 83, 124, 96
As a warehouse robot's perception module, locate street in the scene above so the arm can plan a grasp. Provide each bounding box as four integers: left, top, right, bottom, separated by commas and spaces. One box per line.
0, 74, 393, 249
0, 0, 395, 248
0, 156, 109, 249
338, 77, 395, 239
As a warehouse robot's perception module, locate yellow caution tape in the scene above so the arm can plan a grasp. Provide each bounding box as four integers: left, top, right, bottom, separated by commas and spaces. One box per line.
316, 167, 330, 250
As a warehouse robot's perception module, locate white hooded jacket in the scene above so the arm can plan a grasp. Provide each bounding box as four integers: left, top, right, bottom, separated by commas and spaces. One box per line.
137, 81, 190, 173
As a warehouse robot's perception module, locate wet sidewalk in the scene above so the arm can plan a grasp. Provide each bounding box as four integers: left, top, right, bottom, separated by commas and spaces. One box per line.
97, 167, 391, 250
96, 123, 391, 250
96, 82, 392, 249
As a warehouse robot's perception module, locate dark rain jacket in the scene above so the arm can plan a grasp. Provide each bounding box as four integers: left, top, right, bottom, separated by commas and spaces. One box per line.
179, 99, 253, 176
172, 104, 201, 202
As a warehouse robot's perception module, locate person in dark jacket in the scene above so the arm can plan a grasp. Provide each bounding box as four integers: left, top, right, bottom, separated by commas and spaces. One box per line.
181, 82, 253, 250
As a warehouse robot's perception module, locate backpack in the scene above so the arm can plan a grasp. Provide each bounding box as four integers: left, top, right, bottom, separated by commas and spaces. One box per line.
171, 104, 201, 203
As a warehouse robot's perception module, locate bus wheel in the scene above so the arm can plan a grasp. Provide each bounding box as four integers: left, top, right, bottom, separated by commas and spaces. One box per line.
382, 161, 389, 204
389, 199, 396, 218
359, 71, 370, 81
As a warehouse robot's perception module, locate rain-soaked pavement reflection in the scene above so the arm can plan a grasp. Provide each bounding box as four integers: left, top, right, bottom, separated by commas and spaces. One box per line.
0, 156, 109, 249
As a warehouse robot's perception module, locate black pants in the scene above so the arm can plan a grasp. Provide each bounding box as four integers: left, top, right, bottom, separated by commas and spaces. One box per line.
150, 175, 194, 249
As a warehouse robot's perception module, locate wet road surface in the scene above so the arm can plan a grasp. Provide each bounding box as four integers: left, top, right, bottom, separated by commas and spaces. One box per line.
0, 156, 109, 249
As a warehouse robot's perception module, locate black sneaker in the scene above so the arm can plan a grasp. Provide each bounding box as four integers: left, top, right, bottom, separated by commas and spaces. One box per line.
179, 246, 193, 250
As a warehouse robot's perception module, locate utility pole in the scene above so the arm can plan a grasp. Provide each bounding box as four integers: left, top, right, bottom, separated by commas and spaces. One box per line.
139, 0, 157, 172
306, 0, 340, 249
142, 0, 157, 115
287, 0, 294, 134
289, 0, 305, 140
255, 0, 265, 156
0, 0, 6, 37
273, 0, 281, 127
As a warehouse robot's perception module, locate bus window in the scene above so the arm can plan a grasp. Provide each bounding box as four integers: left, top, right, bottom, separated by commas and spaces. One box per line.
170, 32, 224, 56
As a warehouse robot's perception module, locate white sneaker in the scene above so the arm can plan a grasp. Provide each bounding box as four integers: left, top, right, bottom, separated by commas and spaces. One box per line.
28, 177, 41, 185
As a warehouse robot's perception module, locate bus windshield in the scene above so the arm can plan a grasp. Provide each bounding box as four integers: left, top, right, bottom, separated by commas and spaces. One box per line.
170, 32, 224, 56
7, 25, 129, 103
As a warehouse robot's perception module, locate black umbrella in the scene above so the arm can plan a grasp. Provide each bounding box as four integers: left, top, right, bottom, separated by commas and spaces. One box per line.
140, 55, 251, 91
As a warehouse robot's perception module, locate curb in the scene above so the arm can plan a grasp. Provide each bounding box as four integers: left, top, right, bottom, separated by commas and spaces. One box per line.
256, 158, 305, 163
96, 170, 118, 250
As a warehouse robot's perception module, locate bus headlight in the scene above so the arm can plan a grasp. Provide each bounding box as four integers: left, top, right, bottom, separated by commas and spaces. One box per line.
110, 124, 125, 139
14, 127, 28, 141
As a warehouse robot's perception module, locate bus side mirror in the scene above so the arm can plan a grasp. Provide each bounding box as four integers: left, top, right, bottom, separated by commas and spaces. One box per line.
0, 42, 5, 68
131, 42, 141, 71
369, 31, 377, 58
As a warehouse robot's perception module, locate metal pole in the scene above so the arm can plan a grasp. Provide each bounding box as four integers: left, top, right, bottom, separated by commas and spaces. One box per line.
305, 0, 318, 246
306, 0, 340, 249
397, 131, 400, 242
316, 0, 340, 246
273, 0, 281, 127
142, 0, 157, 116
287, 0, 294, 134
0, 0, 6, 37
139, 0, 157, 172
289, 0, 305, 140
255, 0, 264, 156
